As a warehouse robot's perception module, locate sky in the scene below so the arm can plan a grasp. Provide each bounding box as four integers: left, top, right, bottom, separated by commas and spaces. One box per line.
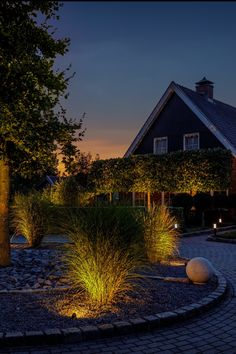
52, 1, 236, 159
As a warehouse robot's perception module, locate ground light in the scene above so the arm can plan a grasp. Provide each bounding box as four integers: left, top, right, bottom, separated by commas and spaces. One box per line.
213, 223, 217, 237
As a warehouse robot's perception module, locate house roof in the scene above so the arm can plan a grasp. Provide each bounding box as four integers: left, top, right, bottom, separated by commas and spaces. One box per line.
124, 81, 236, 157
46, 175, 59, 185
36, 175, 59, 190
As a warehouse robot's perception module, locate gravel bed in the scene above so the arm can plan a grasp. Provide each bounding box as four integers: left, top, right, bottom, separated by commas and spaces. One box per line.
0, 246, 69, 291
0, 255, 217, 332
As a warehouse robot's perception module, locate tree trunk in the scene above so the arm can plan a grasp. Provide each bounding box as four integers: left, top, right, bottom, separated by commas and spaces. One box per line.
147, 192, 151, 211
161, 192, 165, 206
0, 159, 10, 266
132, 192, 135, 207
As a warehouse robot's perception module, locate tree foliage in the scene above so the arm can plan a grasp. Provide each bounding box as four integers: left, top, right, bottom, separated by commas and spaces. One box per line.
89, 157, 134, 194
0, 1, 84, 265
88, 148, 233, 194
0, 0, 84, 177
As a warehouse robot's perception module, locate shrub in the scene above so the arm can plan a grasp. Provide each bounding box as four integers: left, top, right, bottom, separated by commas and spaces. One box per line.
88, 148, 232, 194
143, 206, 179, 263
168, 206, 185, 231
43, 177, 96, 207
47, 177, 80, 206
213, 194, 229, 209
58, 206, 144, 250
60, 208, 144, 305
193, 192, 213, 212
171, 193, 193, 223
11, 192, 53, 247
228, 194, 236, 208
193, 192, 213, 227
172, 193, 193, 210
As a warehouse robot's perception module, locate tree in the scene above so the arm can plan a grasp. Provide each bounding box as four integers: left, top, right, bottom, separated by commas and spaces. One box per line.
0, 1, 84, 266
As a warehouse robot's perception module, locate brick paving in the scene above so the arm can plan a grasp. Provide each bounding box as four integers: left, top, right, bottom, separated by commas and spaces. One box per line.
2, 235, 236, 354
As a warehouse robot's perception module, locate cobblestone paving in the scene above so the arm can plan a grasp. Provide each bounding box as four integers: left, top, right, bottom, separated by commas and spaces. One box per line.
2, 235, 236, 354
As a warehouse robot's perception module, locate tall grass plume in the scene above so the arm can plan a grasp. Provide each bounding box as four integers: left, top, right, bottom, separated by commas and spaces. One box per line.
11, 192, 53, 247
143, 205, 179, 263
60, 208, 144, 305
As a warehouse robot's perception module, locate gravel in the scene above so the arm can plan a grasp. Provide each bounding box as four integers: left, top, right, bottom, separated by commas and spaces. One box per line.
0, 246, 69, 291
0, 247, 217, 332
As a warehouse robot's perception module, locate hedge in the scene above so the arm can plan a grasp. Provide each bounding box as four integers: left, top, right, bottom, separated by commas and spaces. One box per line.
88, 148, 232, 195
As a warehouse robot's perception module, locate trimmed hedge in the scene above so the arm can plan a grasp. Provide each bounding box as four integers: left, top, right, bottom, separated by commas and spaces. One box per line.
88, 148, 232, 194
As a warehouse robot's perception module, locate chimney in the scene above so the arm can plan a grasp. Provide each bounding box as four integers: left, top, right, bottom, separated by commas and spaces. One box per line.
195, 77, 214, 99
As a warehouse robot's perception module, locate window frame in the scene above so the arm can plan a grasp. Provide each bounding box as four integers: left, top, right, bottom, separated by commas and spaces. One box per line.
183, 132, 200, 151
153, 136, 168, 155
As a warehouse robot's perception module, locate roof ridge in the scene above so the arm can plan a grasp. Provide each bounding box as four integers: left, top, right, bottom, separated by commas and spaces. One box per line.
213, 97, 236, 110
176, 83, 236, 110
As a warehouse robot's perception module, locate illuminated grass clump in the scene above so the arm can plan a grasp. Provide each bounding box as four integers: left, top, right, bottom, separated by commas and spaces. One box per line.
143, 206, 179, 263
61, 208, 144, 305
11, 192, 53, 247
64, 232, 142, 305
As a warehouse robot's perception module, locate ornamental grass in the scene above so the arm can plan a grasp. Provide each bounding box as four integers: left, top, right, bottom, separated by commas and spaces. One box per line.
60, 207, 144, 305
11, 192, 53, 247
143, 205, 179, 263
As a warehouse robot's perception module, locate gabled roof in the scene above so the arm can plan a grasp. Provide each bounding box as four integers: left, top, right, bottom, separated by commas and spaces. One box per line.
36, 175, 59, 190
46, 175, 59, 185
124, 81, 236, 157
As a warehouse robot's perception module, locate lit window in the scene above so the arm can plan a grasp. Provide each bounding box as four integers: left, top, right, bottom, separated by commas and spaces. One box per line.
154, 137, 168, 155
183, 133, 199, 151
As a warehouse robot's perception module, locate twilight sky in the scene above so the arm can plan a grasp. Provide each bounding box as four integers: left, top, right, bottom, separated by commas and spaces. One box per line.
53, 1, 236, 159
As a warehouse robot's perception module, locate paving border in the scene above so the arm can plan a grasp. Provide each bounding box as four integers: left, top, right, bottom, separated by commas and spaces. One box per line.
181, 225, 236, 238
207, 236, 236, 244
0, 271, 227, 347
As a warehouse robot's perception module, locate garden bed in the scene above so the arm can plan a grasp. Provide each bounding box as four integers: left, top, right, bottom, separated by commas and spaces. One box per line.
216, 231, 236, 239
0, 247, 217, 332
207, 230, 236, 244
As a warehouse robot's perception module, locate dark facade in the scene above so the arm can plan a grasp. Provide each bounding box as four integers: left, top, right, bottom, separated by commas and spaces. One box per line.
134, 93, 224, 155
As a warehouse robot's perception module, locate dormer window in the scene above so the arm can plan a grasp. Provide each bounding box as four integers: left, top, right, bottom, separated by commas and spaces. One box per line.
183, 133, 199, 151
154, 137, 168, 155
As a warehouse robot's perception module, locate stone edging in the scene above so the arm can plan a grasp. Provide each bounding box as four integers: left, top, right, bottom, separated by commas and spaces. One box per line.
0, 271, 227, 347
207, 236, 236, 244
181, 225, 236, 238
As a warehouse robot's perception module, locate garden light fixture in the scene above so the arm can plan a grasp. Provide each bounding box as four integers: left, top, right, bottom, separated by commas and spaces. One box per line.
213, 223, 217, 237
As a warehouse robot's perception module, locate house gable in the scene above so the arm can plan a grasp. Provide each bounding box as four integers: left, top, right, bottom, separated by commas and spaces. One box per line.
125, 81, 236, 157
132, 92, 224, 155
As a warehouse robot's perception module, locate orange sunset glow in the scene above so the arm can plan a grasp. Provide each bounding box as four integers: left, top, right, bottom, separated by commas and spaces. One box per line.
78, 138, 127, 160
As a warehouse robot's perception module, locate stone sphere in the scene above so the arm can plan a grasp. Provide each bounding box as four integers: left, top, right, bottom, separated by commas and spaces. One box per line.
186, 257, 215, 283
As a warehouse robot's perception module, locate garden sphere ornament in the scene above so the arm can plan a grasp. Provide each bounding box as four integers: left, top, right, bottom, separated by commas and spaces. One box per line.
186, 257, 215, 283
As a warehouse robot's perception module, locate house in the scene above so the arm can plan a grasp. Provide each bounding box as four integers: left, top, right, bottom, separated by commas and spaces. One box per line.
36, 175, 59, 190
124, 77, 236, 205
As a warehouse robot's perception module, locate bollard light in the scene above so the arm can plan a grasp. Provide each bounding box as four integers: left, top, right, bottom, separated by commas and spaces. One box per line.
219, 218, 222, 224
213, 223, 217, 237
174, 223, 178, 229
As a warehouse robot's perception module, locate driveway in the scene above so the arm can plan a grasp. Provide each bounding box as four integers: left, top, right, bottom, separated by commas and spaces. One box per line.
2, 235, 236, 354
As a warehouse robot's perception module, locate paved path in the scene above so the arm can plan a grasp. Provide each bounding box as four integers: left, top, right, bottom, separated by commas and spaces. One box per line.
2, 236, 236, 354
